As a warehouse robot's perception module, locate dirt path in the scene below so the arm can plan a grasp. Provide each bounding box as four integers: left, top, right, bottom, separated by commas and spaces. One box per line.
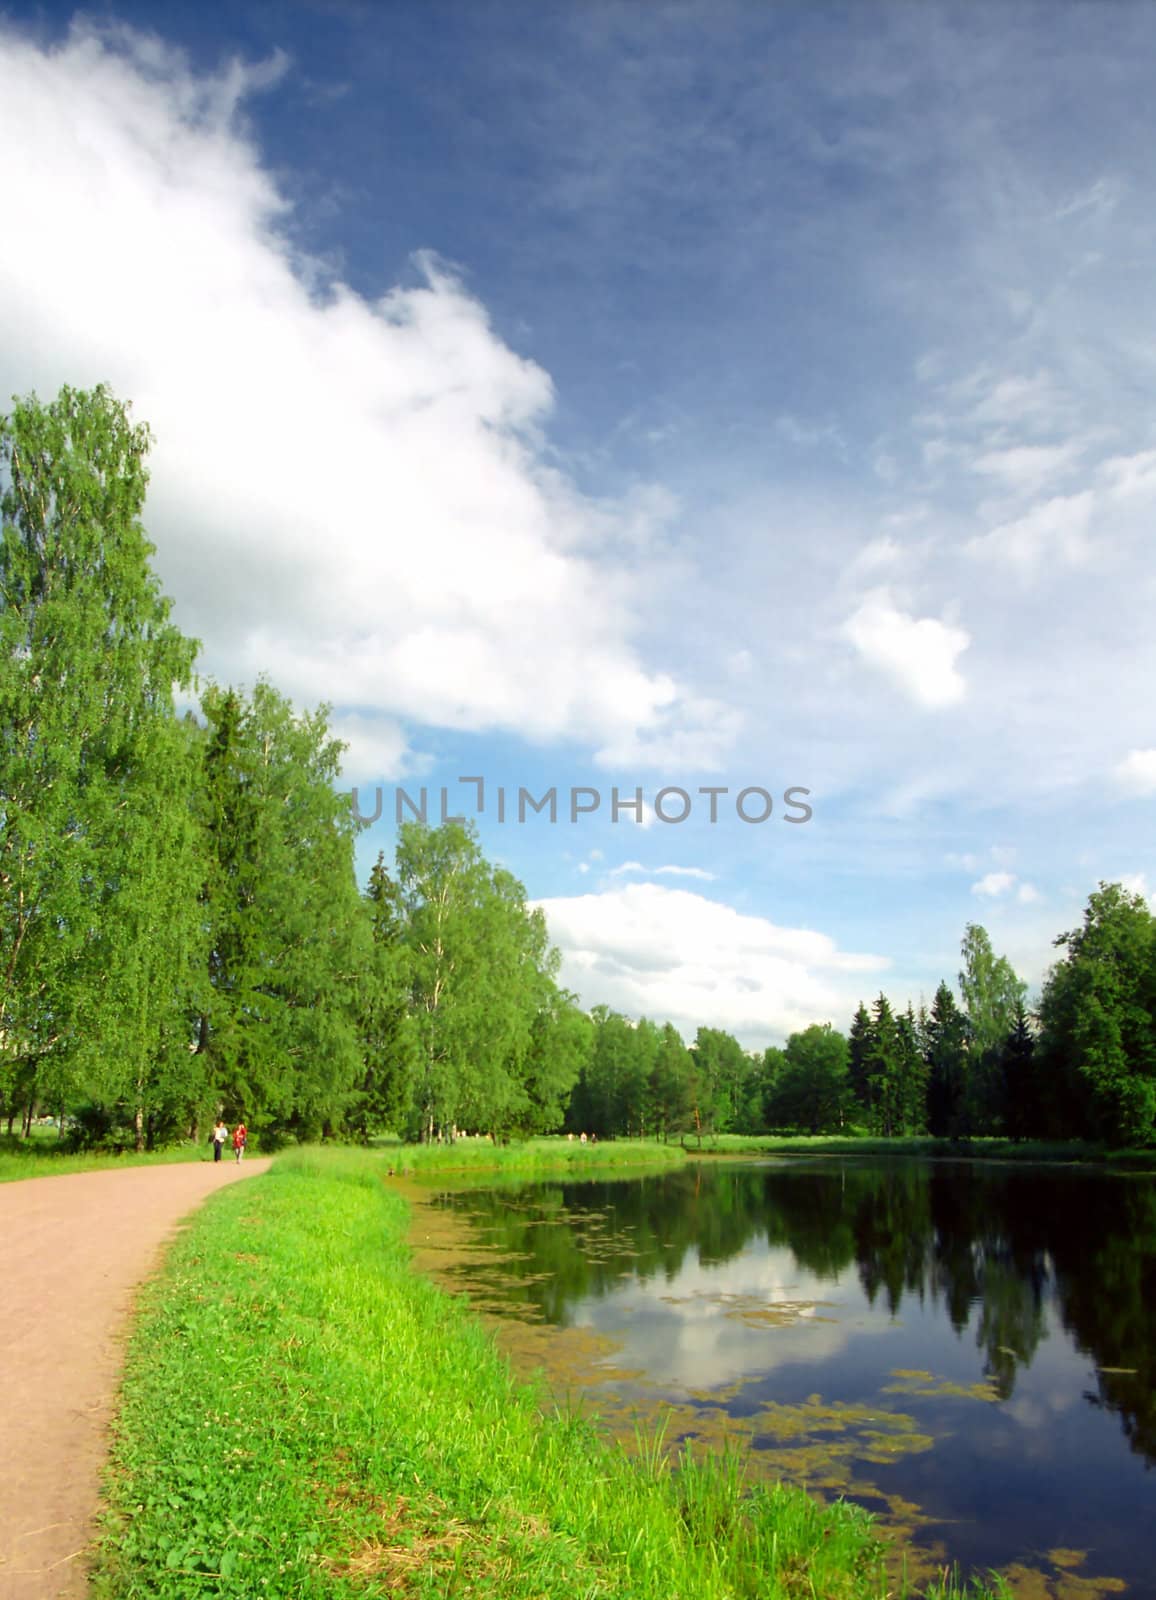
0, 1157, 271, 1600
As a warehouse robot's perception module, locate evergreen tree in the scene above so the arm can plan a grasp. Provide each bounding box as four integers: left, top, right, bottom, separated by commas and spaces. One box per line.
866, 994, 904, 1136
196, 681, 366, 1140
896, 1005, 928, 1134
848, 1002, 873, 1124
926, 980, 970, 1139
347, 854, 418, 1140
999, 999, 1037, 1142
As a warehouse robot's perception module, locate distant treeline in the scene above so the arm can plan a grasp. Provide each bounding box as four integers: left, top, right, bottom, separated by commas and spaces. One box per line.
3, 386, 1154, 1152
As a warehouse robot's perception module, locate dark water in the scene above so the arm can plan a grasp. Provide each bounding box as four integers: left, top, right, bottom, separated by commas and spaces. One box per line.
419, 1159, 1156, 1597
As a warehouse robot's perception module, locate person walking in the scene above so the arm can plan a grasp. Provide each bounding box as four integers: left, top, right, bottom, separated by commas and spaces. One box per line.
232, 1122, 248, 1163
211, 1119, 228, 1163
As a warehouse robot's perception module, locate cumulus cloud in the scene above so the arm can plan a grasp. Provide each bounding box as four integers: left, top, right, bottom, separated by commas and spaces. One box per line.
967, 869, 1040, 904
1115, 748, 1156, 795
842, 588, 969, 708
971, 871, 1016, 897
533, 882, 888, 1047
331, 712, 413, 784
0, 22, 733, 767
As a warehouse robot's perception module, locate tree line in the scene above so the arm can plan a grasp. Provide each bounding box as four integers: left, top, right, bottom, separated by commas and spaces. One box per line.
2, 386, 1153, 1151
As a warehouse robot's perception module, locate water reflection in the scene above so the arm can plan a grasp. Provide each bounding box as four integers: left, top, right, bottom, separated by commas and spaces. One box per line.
414, 1159, 1156, 1595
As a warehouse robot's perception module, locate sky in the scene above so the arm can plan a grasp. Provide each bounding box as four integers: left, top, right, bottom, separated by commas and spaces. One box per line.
1, 0, 1154, 1047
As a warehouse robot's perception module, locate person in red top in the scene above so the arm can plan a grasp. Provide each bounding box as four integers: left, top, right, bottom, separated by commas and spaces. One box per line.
232, 1122, 248, 1163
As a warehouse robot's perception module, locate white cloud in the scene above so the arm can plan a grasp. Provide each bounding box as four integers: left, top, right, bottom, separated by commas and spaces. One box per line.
1115, 748, 1156, 796
0, 23, 734, 767
972, 871, 1016, 897
972, 441, 1084, 496
1100, 449, 1156, 502
967, 490, 1094, 573
1016, 883, 1041, 904
608, 860, 647, 877
592, 695, 745, 771
533, 882, 888, 1047
842, 588, 969, 708
332, 712, 412, 784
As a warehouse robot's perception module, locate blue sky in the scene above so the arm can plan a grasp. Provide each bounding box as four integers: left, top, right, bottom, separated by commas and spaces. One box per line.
2, 1, 1155, 1045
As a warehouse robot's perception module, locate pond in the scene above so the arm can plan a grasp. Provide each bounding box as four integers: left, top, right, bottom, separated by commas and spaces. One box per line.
406, 1157, 1156, 1600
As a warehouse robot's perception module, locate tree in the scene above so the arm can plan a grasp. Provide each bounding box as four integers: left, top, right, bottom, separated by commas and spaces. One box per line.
866, 994, 905, 1137
999, 999, 1037, 1142
347, 854, 418, 1140
196, 680, 366, 1140
397, 821, 561, 1141
959, 924, 1027, 1133
521, 990, 593, 1136
847, 1003, 873, 1124
1037, 883, 1156, 1145
689, 1026, 751, 1135
648, 1022, 694, 1141
926, 981, 969, 1139
767, 1023, 851, 1133
896, 1004, 928, 1134
759, 1046, 789, 1130
0, 385, 200, 1144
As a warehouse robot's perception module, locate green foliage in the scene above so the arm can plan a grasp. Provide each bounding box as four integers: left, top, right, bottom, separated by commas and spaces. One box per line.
0, 384, 200, 1144
959, 925, 1027, 1133
926, 982, 970, 1140
398, 820, 570, 1141
196, 681, 367, 1141
1038, 883, 1156, 1145
766, 1023, 852, 1133
345, 853, 418, 1140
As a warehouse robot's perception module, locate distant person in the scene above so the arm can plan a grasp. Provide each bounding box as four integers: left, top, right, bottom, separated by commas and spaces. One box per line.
232, 1122, 248, 1163
211, 1119, 228, 1164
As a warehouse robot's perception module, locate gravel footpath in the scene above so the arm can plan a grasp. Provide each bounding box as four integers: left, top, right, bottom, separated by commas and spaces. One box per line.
0, 1158, 270, 1599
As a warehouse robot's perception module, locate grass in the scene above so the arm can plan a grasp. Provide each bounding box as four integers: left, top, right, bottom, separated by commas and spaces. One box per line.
688, 1133, 1156, 1169
91, 1146, 1002, 1599
0, 1130, 215, 1184
379, 1134, 689, 1179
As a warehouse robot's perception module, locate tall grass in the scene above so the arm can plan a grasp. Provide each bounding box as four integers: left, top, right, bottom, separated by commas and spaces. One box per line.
387, 1134, 688, 1179
0, 1133, 211, 1184
92, 1146, 1001, 1599
693, 1133, 1156, 1168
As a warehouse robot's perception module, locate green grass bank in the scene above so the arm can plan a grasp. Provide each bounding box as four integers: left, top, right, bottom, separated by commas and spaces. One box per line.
92, 1148, 994, 1600
686, 1133, 1156, 1169
0, 1131, 210, 1184
379, 1134, 688, 1179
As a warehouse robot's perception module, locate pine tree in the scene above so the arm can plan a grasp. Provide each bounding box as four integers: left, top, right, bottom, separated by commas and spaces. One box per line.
926, 980, 969, 1139
999, 999, 1037, 1142
848, 1002, 873, 1125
